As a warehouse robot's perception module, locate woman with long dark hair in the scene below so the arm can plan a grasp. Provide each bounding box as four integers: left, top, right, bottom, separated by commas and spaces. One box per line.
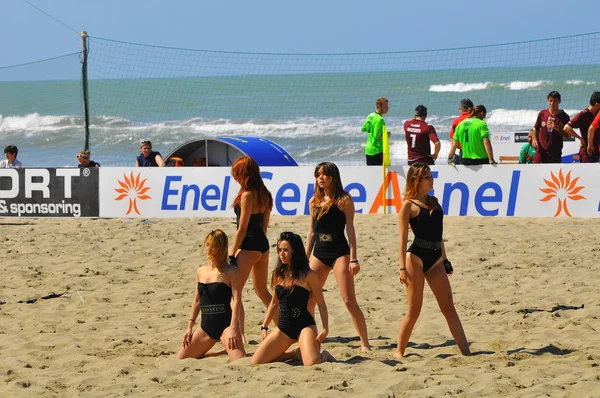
251, 232, 334, 366
395, 162, 470, 357
305, 162, 371, 351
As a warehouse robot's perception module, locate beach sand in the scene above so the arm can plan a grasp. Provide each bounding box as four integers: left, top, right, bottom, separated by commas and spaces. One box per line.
1, 215, 599, 397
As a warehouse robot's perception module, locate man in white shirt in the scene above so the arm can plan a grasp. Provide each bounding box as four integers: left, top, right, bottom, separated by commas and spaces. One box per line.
0, 145, 23, 168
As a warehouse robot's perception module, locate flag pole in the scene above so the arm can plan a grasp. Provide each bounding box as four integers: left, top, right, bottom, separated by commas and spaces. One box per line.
382, 125, 389, 214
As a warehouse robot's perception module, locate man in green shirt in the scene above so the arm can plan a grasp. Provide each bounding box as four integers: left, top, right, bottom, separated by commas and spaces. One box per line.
362, 97, 389, 165
448, 105, 496, 165
519, 132, 536, 164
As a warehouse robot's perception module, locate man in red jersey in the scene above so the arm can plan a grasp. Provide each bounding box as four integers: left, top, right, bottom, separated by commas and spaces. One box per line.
449, 98, 474, 164
564, 91, 600, 163
403, 105, 440, 165
587, 96, 600, 162
531, 91, 571, 163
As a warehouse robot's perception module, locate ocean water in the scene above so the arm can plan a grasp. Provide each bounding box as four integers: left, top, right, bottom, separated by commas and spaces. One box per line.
1, 58, 599, 167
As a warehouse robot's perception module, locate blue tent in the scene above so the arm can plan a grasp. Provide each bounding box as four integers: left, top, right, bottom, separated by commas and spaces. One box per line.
165, 136, 297, 167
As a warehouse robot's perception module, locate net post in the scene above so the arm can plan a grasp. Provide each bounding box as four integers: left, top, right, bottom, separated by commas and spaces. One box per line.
80, 31, 91, 151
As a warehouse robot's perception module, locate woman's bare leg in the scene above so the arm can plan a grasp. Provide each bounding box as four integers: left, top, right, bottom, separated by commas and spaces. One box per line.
395, 253, 425, 358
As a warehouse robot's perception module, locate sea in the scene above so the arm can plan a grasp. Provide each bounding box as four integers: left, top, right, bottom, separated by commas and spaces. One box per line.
1, 55, 598, 167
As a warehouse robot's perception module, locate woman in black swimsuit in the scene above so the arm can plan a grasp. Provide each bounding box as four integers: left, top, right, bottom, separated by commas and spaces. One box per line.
305, 162, 371, 351
251, 232, 334, 366
177, 229, 245, 361
396, 162, 470, 357
229, 156, 273, 323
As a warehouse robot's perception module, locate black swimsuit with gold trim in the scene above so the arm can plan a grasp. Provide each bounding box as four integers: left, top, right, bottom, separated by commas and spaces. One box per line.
312, 205, 350, 267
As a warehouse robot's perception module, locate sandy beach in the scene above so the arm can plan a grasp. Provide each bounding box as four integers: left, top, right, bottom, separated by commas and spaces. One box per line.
1, 215, 599, 397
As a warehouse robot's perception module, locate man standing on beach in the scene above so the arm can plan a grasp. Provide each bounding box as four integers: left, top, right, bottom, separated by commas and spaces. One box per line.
403, 105, 440, 165
362, 97, 389, 166
449, 98, 474, 164
587, 109, 600, 161
530, 91, 571, 163
448, 105, 496, 165
563, 91, 600, 163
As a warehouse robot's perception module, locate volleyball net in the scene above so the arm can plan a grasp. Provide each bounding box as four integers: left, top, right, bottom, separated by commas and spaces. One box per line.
2, 32, 600, 166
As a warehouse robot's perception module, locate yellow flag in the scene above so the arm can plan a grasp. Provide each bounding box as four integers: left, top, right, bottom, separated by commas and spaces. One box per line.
382, 125, 390, 166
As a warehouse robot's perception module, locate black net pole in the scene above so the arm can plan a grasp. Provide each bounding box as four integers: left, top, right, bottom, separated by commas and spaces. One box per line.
80, 31, 91, 151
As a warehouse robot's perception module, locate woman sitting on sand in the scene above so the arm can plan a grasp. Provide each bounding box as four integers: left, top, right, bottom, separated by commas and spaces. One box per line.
177, 229, 245, 361
396, 162, 470, 357
251, 232, 334, 366
305, 162, 371, 351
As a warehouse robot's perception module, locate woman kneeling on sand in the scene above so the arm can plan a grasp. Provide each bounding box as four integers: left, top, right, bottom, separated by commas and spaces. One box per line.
251, 232, 334, 366
396, 162, 470, 357
177, 229, 245, 361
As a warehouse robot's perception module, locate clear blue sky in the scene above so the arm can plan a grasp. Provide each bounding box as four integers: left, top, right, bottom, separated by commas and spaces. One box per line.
3, 0, 599, 66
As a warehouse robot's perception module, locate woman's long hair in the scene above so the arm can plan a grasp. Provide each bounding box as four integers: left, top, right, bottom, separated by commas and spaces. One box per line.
271, 232, 310, 288
310, 162, 348, 220
231, 156, 273, 211
204, 229, 229, 270
404, 163, 440, 212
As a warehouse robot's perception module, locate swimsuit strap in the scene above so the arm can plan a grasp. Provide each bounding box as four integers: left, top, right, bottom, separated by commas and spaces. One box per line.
409, 200, 428, 210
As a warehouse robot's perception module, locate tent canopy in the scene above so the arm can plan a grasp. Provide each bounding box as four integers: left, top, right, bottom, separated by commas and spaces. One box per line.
165, 136, 298, 167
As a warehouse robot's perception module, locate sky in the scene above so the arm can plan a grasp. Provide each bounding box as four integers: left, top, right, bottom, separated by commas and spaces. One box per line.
2, 0, 600, 67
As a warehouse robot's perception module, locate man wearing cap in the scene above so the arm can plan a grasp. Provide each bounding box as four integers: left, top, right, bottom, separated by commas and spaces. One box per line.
362, 97, 390, 165
403, 105, 440, 165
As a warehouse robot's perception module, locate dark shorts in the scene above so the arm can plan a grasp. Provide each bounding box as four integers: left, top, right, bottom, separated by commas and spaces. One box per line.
366, 153, 383, 166
408, 156, 434, 166
462, 157, 489, 166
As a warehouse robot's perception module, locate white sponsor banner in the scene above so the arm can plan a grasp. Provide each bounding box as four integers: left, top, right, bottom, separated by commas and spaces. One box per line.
99, 164, 600, 218
99, 167, 383, 218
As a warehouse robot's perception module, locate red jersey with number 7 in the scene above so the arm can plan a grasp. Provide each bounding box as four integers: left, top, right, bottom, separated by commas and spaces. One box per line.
404, 119, 440, 164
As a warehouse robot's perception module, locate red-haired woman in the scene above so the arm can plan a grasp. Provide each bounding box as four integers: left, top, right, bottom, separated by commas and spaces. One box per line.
305, 162, 371, 351
395, 162, 470, 357
229, 156, 273, 321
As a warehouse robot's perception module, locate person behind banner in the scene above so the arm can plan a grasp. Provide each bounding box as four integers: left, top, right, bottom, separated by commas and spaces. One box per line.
251, 232, 335, 366
362, 97, 390, 166
448, 98, 474, 165
229, 156, 274, 334
136, 140, 165, 167
76, 150, 100, 168
177, 229, 245, 361
588, 109, 600, 161
1, 145, 23, 168
563, 91, 600, 163
305, 162, 371, 351
519, 132, 536, 164
448, 105, 496, 165
530, 91, 571, 164
403, 105, 441, 165
395, 162, 470, 358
